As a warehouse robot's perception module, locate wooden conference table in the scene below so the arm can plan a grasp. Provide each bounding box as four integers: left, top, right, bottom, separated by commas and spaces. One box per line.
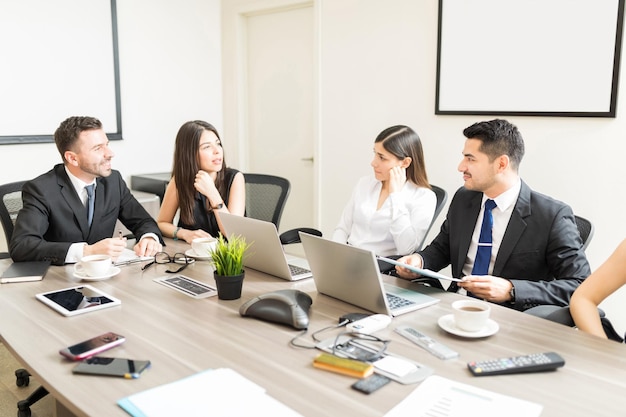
1, 238, 626, 417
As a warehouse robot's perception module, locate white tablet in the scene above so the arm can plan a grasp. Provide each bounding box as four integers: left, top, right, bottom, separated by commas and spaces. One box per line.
36, 285, 121, 316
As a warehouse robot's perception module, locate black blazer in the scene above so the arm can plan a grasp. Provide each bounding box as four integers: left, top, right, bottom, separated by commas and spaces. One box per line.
10, 164, 163, 265
419, 181, 590, 311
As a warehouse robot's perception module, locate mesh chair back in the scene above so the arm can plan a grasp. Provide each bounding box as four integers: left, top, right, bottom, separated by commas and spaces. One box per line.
0, 181, 26, 249
574, 215, 594, 251
244, 173, 290, 229
416, 184, 448, 250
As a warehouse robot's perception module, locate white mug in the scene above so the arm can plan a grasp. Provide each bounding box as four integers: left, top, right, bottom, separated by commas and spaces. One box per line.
74, 255, 112, 277
451, 300, 490, 332
191, 237, 217, 256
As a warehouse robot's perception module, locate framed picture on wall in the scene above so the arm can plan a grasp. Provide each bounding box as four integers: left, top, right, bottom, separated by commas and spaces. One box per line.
0, 0, 122, 144
436, 0, 625, 117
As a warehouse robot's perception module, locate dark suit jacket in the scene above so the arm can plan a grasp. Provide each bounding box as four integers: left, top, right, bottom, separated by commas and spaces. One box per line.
419, 181, 590, 311
10, 164, 163, 265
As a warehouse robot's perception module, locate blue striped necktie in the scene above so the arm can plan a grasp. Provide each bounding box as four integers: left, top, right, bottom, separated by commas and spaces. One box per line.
472, 199, 497, 275
85, 184, 95, 227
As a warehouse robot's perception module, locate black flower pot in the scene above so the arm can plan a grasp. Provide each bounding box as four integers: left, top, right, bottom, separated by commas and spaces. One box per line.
213, 271, 245, 300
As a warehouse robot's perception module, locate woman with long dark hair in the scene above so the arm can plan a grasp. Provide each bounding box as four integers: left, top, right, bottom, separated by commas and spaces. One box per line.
332, 125, 436, 256
157, 120, 245, 243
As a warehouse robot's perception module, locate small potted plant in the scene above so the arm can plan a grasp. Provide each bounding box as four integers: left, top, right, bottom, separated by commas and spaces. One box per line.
209, 233, 250, 300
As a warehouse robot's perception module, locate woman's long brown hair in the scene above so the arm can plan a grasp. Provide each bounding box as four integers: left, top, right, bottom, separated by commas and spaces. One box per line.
172, 121, 228, 225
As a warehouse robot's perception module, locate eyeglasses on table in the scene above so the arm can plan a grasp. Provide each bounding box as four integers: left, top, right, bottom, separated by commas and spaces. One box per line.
141, 252, 195, 273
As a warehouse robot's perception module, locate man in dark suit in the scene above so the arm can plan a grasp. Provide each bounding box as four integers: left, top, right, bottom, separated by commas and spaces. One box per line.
396, 119, 590, 311
10, 116, 163, 265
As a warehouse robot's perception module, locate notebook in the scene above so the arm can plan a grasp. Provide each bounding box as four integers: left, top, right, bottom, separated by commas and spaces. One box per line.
1, 261, 50, 284
299, 233, 439, 316
219, 213, 312, 281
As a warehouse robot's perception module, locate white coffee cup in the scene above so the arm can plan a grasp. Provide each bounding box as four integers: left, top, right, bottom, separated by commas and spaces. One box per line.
191, 237, 217, 256
451, 300, 491, 332
74, 255, 112, 277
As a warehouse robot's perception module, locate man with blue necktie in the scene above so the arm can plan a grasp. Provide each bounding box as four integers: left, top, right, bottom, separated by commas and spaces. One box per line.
10, 116, 163, 266
396, 119, 590, 311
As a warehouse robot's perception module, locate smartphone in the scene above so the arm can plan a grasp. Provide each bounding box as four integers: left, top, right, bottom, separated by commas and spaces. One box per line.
59, 332, 126, 361
72, 357, 151, 379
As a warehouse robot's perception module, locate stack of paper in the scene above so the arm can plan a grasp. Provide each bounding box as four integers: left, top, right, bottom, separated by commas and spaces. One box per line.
118, 368, 302, 417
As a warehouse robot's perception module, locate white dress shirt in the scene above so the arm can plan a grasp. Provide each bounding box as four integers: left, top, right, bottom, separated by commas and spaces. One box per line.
332, 175, 437, 256
64, 167, 96, 263
462, 179, 521, 277
63, 167, 158, 263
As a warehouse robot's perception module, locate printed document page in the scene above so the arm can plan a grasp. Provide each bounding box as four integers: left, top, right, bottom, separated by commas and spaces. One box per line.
385, 375, 542, 417
118, 368, 302, 417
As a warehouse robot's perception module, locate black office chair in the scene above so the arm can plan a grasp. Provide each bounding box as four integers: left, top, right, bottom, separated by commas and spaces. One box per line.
0, 181, 50, 417
244, 173, 321, 245
398, 184, 448, 285
244, 173, 290, 229
416, 184, 448, 251
0, 181, 26, 259
574, 215, 594, 252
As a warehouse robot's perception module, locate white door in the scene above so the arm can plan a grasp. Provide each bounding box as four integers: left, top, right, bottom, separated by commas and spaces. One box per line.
244, 5, 315, 235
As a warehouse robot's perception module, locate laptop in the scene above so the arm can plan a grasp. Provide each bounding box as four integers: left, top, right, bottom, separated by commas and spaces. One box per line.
299, 233, 439, 316
219, 213, 312, 281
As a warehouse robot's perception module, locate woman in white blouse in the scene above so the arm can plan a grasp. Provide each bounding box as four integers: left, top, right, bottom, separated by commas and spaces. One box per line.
332, 125, 436, 258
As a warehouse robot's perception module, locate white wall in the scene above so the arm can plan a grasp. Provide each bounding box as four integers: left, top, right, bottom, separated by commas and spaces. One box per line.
317, 0, 626, 334
0, 0, 222, 197
2, 0, 625, 335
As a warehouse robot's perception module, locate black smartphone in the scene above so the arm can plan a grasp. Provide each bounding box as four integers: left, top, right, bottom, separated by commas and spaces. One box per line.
59, 332, 125, 361
351, 374, 391, 394
72, 357, 151, 379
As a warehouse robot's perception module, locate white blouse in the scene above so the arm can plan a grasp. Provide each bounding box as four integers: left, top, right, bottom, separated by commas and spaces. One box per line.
332, 175, 437, 257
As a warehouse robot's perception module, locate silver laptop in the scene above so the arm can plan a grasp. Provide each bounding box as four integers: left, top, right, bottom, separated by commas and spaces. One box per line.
219, 213, 312, 281
299, 233, 439, 316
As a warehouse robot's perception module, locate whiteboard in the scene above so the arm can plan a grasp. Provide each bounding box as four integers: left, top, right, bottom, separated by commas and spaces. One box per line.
436, 0, 624, 117
0, 0, 121, 144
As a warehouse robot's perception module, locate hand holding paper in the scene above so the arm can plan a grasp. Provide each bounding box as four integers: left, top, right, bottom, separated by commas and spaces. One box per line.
377, 257, 463, 282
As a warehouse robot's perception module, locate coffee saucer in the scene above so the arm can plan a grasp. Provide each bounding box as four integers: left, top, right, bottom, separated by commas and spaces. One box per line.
437, 314, 499, 338
73, 266, 121, 281
185, 249, 212, 261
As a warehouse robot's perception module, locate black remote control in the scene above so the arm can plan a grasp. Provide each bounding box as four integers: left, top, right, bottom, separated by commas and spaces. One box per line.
467, 352, 565, 376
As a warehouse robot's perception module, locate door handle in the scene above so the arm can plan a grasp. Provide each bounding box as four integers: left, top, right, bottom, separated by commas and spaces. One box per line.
301, 157, 314, 162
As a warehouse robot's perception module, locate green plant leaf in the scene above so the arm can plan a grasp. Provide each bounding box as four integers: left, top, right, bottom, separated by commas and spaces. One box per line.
209, 233, 251, 276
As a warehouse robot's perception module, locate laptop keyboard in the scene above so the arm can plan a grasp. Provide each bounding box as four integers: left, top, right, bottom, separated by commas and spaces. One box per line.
386, 292, 416, 309
289, 264, 311, 276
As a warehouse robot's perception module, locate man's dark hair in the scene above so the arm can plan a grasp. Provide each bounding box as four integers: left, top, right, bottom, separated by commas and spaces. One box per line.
54, 116, 103, 162
463, 119, 525, 171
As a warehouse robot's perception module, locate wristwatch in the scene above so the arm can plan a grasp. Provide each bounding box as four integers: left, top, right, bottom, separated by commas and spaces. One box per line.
212, 202, 224, 210
508, 282, 516, 303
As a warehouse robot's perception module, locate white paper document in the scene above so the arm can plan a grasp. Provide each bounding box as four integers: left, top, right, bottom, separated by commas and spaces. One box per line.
385, 375, 543, 417
377, 257, 462, 282
114, 248, 153, 266
118, 368, 303, 417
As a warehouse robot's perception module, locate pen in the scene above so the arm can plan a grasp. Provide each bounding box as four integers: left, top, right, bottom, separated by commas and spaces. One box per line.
114, 258, 147, 267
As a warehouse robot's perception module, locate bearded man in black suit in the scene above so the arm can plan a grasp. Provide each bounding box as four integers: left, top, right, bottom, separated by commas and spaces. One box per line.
10, 116, 163, 265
